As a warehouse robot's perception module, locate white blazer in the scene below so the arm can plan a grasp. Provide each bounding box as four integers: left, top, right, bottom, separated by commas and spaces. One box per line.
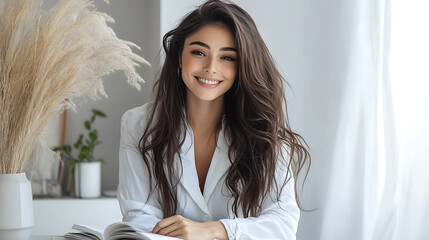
118, 103, 300, 240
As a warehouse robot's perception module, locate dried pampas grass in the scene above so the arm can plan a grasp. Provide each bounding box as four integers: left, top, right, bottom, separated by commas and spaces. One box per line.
0, 0, 150, 174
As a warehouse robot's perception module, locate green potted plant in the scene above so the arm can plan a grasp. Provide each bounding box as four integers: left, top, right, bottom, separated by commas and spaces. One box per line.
53, 109, 106, 198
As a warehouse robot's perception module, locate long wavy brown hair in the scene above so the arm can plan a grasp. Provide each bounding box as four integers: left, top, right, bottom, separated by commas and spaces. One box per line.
139, 0, 310, 218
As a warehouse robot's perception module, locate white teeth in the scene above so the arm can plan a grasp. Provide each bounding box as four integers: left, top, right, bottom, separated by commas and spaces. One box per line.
198, 77, 220, 85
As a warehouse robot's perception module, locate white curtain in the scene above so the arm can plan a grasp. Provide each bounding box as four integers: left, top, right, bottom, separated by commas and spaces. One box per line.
316, 0, 429, 239
387, 0, 429, 239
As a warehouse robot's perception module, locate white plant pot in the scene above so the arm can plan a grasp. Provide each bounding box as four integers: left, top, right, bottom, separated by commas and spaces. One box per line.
74, 162, 101, 198
0, 173, 34, 240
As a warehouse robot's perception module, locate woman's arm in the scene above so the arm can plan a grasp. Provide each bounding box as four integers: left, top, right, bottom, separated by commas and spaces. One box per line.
152, 215, 228, 240
218, 165, 300, 240
117, 108, 163, 232
153, 163, 299, 240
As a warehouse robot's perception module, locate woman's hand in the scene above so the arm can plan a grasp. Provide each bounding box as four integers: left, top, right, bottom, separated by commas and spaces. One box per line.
152, 215, 228, 240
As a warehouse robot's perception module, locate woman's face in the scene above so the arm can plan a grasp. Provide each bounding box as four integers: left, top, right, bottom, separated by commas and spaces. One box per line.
180, 25, 237, 103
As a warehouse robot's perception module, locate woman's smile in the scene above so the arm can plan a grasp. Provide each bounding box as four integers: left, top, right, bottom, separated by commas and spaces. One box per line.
195, 76, 222, 88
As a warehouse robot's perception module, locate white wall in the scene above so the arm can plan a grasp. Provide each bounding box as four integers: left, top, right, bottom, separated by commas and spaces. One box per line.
36, 0, 161, 192
67, 0, 160, 191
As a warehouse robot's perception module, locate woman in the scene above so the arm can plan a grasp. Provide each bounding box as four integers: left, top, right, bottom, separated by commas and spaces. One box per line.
118, 0, 310, 239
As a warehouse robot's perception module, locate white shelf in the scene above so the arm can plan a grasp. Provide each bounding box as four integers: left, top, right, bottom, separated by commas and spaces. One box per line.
32, 197, 122, 235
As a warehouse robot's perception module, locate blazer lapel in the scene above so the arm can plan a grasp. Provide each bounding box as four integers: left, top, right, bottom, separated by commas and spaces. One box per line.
203, 128, 231, 203
179, 128, 210, 215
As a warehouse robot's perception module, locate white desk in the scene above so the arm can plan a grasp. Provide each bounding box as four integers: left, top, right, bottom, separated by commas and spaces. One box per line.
31, 237, 66, 240
33, 197, 122, 235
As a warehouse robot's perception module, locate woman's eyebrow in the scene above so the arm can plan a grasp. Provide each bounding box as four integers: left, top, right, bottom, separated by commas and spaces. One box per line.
189, 41, 237, 52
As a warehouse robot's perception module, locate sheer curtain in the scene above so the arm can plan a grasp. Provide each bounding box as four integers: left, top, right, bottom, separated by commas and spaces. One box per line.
318, 0, 391, 238
388, 0, 429, 239
317, 0, 429, 239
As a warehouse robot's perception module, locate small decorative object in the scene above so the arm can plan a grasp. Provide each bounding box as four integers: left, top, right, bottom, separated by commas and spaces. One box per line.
75, 161, 102, 198
0, 0, 149, 238
30, 143, 62, 198
0, 173, 34, 240
53, 109, 107, 198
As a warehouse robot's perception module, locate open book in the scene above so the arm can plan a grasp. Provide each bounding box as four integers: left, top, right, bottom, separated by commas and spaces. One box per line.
64, 222, 182, 240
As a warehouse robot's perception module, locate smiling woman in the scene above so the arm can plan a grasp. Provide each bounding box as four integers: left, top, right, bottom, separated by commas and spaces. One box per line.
117, 1, 311, 239
181, 25, 237, 104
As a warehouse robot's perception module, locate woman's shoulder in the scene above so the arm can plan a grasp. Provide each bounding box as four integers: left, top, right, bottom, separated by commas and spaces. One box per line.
121, 102, 153, 124
120, 101, 154, 138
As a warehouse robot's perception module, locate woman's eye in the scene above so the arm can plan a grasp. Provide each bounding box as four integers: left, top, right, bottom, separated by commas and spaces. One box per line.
222, 56, 235, 62
191, 51, 205, 56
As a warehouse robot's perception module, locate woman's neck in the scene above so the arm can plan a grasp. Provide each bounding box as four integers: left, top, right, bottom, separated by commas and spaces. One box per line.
186, 92, 223, 136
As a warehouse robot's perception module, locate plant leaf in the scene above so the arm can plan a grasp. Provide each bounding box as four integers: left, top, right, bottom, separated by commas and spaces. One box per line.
79, 146, 89, 159
89, 130, 98, 143
63, 145, 72, 153
74, 134, 83, 149
84, 120, 91, 130
92, 109, 106, 118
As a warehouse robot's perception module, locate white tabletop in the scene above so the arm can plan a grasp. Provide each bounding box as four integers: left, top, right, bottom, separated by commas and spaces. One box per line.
31, 236, 67, 240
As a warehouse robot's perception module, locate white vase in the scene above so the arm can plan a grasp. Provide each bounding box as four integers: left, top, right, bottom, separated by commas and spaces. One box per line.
74, 162, 101, 198
0, 173, 34, 240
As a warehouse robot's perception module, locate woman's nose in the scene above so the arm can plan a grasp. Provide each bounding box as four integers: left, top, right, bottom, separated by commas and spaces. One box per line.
203, 58, 217, 74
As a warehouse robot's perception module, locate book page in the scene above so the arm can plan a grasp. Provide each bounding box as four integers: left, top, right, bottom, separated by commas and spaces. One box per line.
69, 224, 105, 240
105, 222, 182, 240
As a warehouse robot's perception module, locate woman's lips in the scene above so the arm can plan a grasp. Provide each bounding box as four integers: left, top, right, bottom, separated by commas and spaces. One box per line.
195, 76, 222, 88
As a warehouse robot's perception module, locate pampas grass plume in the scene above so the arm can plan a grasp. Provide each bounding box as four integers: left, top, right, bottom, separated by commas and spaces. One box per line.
0, 0, 150, 173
